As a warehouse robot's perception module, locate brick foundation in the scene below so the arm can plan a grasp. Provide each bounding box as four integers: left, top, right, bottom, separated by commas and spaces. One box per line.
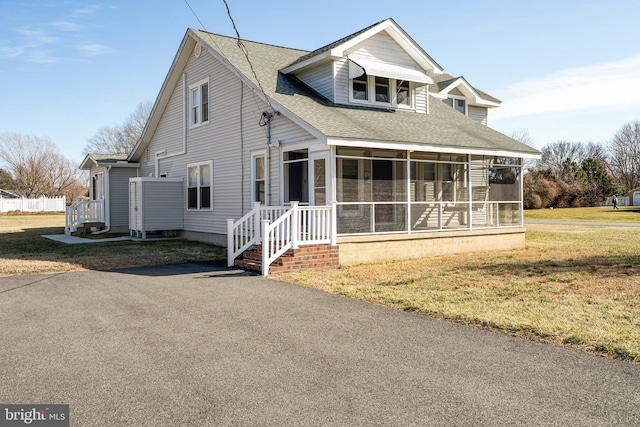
235, 243, 340, 275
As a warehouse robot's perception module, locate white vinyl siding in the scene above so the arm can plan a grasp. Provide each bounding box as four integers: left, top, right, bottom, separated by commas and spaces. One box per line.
296, 62, 334, 102
136, 45, 314, 238
468, 106, 488, 125
345, 32, 418, 69
109, 167, 138, 228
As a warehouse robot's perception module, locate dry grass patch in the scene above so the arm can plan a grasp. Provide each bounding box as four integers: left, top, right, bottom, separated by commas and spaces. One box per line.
280, 224, 640, 364
0, 213, 225, 276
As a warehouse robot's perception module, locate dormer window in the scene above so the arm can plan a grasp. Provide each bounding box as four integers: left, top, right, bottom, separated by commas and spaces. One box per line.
396, 80, 410, 106
353, 74, 368, 100
350, 73, 413, 108
375, 77, 390, 102
443, 97, 466, 115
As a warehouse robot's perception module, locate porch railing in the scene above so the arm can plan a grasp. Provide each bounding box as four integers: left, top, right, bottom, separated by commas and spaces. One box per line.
65, 199, 105, 233
227, 202, 336, 275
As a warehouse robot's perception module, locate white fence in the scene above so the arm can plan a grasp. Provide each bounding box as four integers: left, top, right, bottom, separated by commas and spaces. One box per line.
0, 196, 66, 213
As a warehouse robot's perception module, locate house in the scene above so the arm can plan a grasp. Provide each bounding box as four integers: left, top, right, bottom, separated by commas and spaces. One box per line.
627, 188, 640, 206
67, 18, 540, 274
0, 189, 19, 199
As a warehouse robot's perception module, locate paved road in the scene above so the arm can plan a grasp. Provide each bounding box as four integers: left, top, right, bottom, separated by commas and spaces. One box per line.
1, 262, 638, 426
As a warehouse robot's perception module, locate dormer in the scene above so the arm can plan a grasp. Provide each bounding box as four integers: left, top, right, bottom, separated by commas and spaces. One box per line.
431, 75, 501, 125
281, 18, 442, 113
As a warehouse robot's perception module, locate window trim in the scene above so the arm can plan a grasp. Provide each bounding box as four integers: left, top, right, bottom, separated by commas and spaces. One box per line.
186, 160, 213, 210
349, 74, 414, 109
443, 95, 467, 115
189, 78, 210, 128
251, 150, 267, 205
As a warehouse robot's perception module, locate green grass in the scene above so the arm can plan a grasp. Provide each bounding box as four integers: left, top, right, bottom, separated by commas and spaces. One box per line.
524, 206, 640, 222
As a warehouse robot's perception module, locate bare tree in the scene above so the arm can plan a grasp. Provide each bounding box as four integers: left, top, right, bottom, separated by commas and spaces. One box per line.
0, 132, 84, 198
537, 141, 585, 176
608, 120, 640, 192
83, 101, 152, 155
508, 129, 536, 171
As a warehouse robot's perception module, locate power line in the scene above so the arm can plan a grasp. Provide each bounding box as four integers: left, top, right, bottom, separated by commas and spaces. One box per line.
221, 0, 275, 112
183, 0, 207, 31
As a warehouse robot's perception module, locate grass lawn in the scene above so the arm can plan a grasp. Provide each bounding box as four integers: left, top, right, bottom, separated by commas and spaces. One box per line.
0, 213, 225, 277
524, 205, 640, 222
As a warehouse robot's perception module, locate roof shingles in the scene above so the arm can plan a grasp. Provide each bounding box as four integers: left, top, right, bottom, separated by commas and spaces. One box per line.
191, 29, 538, 157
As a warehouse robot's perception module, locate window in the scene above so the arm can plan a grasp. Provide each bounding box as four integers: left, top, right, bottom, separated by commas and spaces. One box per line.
396, 80, 410, 106
352, 74, 368, 100
443, 97, 466, 115
375, 77, 390, 103
350, 74, 412, 108
190, 79, 209, 127
252, 152, 266, 204
187, 161, 213, 210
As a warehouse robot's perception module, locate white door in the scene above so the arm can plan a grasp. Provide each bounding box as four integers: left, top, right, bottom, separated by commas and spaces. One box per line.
309, 152, 329, 206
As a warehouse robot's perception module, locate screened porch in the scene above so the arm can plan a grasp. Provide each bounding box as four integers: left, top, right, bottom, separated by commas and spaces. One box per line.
335, 147, 523, 235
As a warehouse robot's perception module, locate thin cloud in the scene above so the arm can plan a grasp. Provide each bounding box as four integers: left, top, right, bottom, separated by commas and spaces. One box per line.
492, 55, 640, 120
50, 21, 83, 32
78, 43, 110, 56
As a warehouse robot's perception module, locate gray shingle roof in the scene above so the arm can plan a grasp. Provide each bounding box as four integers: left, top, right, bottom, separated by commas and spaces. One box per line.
191, 29, 538, 157
431, 74, 501, 104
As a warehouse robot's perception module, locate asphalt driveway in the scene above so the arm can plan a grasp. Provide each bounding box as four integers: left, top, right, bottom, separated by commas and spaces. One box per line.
1, 262, 638, 426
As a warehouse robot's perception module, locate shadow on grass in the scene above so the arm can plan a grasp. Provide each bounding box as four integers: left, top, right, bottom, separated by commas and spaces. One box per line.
0, 225, 228, 276
474, 253, 640, 279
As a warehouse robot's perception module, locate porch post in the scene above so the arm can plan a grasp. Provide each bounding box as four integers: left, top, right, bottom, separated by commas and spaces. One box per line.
254, 202, 261, 240
261, 219, 270, 276
291, 201, 299, 249
330, 201, 337, 246
226, 218, 235, 267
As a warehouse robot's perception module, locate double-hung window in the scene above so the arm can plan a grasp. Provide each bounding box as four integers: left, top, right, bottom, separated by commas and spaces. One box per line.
190, 78, 209, 127
187, 161, 213, 210
251, 151, 267, 204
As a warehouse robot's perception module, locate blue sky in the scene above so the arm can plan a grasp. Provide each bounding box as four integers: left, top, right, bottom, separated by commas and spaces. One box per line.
1, 0, 640, 165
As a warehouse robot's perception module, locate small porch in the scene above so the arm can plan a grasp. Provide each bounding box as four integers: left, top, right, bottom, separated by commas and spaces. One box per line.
227, 202, 337, 276
65, 199, 105, 235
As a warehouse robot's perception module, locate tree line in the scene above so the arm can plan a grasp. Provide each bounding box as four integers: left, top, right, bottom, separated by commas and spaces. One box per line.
523, 120, 640, 209
0, 102, 151, 202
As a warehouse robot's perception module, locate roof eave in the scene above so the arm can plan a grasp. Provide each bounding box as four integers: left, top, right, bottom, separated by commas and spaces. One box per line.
326, 137, 541, 159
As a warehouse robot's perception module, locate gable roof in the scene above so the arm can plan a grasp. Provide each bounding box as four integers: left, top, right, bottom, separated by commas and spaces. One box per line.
431, 74, 501, 107
0, 189, 19, 199
281, 18, 443, 76
80, 153, 138, 170
130, 23, 539, 161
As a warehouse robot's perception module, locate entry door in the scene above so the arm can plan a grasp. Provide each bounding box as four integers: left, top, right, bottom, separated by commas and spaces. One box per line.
92, 173, 105, 201
309, 152, 329, 206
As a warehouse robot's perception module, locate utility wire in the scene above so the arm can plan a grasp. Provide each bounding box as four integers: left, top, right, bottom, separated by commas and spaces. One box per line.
222, 0, 275, 112
184, 0, 207, 31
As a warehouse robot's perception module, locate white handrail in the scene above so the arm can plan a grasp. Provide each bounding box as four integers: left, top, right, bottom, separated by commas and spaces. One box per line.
227, 203, 335, 274
65, 200, 105, 232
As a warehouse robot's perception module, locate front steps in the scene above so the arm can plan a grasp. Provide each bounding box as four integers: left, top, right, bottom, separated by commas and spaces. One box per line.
235, 243, 339, 275
65, 222, 106, 236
